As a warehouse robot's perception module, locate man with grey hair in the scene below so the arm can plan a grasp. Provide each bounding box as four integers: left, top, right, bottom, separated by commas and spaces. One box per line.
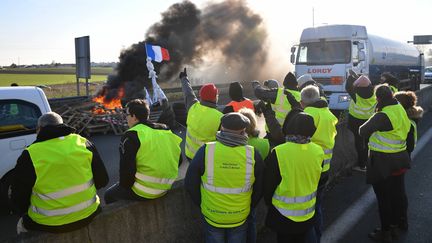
11, 112, 109, 233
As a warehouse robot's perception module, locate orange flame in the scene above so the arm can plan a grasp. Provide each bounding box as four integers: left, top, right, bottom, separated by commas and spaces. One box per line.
92, 87, 124, 114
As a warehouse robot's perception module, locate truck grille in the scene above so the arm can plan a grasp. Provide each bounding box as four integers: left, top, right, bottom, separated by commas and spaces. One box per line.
314, 77, 332, 85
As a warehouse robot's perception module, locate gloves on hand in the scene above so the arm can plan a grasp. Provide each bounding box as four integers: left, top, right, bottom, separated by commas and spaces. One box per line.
179, 68, 187, 79
284, 89, 301, 108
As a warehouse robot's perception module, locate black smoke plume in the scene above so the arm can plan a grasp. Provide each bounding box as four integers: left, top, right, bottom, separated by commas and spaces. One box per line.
100, 0, 268, 100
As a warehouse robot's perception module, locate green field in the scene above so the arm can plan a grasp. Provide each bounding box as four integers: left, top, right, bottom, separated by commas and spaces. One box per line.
0, 73, 108, 86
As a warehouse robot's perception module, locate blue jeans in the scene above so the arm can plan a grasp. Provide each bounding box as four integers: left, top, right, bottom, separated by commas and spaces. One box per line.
204, 220, 248, 243
246, 209, 257, 243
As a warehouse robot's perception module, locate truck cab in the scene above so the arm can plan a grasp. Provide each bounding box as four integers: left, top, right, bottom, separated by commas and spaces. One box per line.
0, 86, 51, 214
291, 25, 369, 110
291, 25, 422, 110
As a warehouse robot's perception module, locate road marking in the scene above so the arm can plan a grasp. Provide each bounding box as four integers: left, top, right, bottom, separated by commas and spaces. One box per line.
321, 127, 432, 242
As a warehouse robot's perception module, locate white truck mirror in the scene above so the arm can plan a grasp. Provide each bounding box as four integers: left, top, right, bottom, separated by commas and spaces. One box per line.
290, 53, 296, 64
291, 46, 296, 53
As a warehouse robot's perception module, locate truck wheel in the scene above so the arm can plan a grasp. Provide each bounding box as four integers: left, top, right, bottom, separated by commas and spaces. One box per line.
0, 170, 14, 215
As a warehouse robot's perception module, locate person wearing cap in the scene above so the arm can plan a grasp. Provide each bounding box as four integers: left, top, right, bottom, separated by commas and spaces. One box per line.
252, 72, 301, 128
297, 74, 326, 97
346, 72, 377, 172
104, 99, 182, 204
359, 84, 413, 242
264, 112, 323, 242
223, 81, 255, 113
185, 112, 264, 243
380, 72, 399, 93
180, 68, 223, 160
11, 112, 109, 233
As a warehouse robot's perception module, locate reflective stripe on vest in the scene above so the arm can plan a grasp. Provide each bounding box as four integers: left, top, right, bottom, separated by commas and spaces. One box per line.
275, 205, 316, 217
129, 124, 181, 199
349, 94, 377, 120
31, 197, 97, 217
201, 141, 255, 228
203, 142, 253, 194
33, 179, 94, 201
135, 172, 176, 185
368, 104, 410, 153
27, 134, 99, 226
271, 88, 300, 126
273, 190, 317, 204
304, 106, 338, 172
185, 102, 222, 159
272, 142, 323, 222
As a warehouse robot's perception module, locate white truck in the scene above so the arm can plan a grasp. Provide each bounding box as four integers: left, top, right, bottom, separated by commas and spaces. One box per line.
0, 86, 51, 214
291, 25, 423, 110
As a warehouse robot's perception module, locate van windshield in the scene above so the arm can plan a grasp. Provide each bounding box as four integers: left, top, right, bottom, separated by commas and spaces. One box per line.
297, 40, 351, 65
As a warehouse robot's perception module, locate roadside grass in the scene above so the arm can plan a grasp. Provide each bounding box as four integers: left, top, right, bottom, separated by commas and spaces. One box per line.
42, 82, 105, 98
0, 73, 107, 86
0, 67, 114, 75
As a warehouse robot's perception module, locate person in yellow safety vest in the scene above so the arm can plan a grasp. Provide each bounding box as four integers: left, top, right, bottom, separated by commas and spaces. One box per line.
239, 108, 270, 160
179, 68, 223, 160
360, 84, 414, 242
185, 112, 264, 243
346, 72, 377, 172
380, 72, 399, 93
224, 81, 255, 113
252, 72, 300, 141
392, 91, 423, 232
11, 112, 109, 233
264, 112, 323, 242
104, 99, 182, 204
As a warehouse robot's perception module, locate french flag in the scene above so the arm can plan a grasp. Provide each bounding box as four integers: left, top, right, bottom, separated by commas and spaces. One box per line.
145, 43, 170, 63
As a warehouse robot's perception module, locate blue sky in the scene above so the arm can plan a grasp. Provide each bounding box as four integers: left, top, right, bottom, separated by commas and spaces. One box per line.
1, 0, 430, 66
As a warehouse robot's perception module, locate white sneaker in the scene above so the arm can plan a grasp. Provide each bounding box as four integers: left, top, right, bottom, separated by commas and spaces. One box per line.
16, 217, 28, 234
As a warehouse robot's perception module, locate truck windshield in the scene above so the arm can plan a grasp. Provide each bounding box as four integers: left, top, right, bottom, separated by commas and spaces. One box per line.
297, 40, 351, 65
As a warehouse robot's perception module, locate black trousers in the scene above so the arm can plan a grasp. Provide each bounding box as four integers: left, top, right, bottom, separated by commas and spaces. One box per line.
390, 173, 408, 224
372, 174, 408, 231
347, 116, 368, 167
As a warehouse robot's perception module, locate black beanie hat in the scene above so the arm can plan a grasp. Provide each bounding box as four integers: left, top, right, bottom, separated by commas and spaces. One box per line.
283, 112, 316, 137
283, 72, 298, 90
229, 81, 244, 101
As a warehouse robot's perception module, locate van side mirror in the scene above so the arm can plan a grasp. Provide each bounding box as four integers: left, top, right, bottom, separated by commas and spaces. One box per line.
359, 51, 365, 61
290, 54, 295, 64
291, 46, 296, 53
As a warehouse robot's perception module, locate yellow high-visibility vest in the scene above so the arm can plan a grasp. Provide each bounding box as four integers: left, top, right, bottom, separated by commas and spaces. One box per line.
129, 124, 181, 199
27, 134, 99, 226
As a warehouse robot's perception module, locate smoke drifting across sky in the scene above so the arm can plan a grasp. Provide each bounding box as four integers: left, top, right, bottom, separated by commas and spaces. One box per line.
105, 0, 269, 99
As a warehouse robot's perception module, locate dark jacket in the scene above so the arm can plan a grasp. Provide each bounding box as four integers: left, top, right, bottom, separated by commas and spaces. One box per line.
252, 82, 279, 104
11, 124, 109, 233
184, 142, 264, 210
119, 121, 182, 190
345, 74, 375, 131
359, 98, 414, 184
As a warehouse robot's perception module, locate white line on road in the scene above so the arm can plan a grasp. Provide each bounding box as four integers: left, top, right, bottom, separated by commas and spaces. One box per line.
321, 127, 432, 242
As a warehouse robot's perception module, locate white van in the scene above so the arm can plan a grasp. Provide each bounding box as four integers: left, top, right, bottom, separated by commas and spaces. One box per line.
0, 86, 51, 213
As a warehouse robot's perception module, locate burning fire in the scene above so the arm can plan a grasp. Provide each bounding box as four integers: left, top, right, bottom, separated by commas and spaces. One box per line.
92, 87, 124, 114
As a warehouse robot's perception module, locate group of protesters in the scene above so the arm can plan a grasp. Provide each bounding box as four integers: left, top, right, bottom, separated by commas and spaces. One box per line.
8, 66, 422, 243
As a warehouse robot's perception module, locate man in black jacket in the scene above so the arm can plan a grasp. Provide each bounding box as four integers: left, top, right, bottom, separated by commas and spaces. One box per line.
104, 99, 182, 204
12, 112, 109, 233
